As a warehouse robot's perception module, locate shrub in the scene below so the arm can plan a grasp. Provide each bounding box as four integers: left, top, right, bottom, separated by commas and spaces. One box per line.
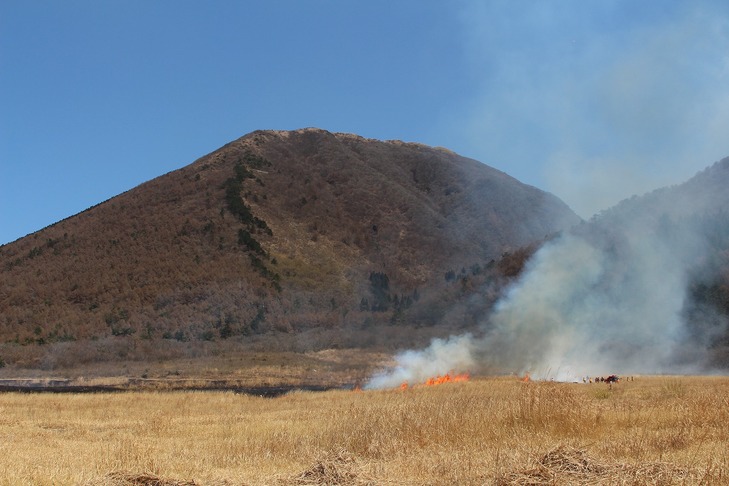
219, 323, 233, 339
238, 229, 265, 255
200, 330, 215, 342
173, 330, 189, 342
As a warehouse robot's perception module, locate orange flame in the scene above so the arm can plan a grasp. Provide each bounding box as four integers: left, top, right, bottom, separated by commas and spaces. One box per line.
521, 373, 531, 383
423, 372, 470, 386
372, 372, 471, 391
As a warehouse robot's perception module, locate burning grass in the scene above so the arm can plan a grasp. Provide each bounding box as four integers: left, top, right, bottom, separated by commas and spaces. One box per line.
0, 375, 727, 485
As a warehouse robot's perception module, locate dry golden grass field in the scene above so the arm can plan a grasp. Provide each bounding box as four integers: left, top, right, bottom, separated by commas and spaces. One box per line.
0, 375, 728, 485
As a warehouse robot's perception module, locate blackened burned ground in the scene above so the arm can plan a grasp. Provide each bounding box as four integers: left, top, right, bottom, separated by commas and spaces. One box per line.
0, 380, 346, 397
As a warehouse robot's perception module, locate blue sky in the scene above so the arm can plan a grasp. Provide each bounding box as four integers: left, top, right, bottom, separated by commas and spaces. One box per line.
2, 1, 729, 245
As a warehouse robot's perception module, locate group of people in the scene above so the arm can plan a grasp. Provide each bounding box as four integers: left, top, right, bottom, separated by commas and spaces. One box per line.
582, 374, 634, 384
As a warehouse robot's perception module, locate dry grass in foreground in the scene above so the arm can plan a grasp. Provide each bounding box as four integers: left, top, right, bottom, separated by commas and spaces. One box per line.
0, 376, 727, 485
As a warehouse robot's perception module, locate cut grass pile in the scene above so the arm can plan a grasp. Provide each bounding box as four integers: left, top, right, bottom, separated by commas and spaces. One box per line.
499, 444, 704, 485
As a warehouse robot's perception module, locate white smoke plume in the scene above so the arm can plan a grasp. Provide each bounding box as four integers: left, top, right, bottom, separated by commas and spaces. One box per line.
366, 165, 729, 388
365, 334, 476, 389
477, 230, 700, 380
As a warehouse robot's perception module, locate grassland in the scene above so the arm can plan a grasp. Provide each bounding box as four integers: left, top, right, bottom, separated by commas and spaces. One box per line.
0, 375, 727, 485
0, 349, 390, 390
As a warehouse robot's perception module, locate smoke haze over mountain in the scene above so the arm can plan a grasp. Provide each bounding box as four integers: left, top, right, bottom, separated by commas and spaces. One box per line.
455, 1, 729, 220
368, 159, 729, 387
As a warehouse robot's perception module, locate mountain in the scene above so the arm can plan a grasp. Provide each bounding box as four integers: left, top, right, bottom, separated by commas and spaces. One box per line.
0, 129, 580, 368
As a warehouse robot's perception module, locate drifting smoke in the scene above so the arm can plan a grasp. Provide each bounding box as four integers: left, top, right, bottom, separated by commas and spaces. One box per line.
478, 229, 702, 380
367, 159, 729, 387
366, 334, 476, 389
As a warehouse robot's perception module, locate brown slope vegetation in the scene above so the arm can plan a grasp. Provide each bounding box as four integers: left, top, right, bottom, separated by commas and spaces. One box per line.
0, 128, 580, 368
